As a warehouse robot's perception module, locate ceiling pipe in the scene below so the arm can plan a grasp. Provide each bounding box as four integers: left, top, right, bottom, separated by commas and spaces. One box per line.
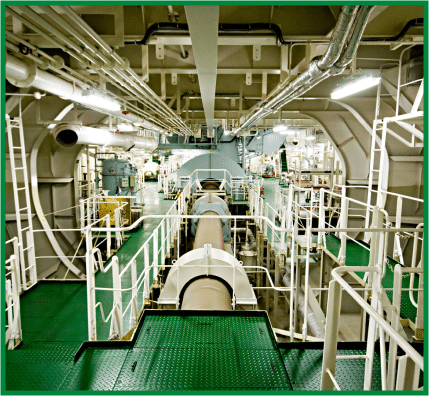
233, 6, 375, 136
52, 124, 158, 152
5, 53, 165, 134
12, 6, 183, 133
126, 22, 292, 46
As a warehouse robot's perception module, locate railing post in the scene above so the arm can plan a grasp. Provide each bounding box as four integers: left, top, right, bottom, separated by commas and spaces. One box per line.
115, 208, 121, 247
85, 226, 97, 341
111, 256, 123, 338
161, 220, 166, 264
393, 196, 403, 263
143, 245, 150, 303
302, 204, 312, 341
153, 229, 159, 281
26, 230, 37, 286
106, 214, 111, 258
80, 199, 85, 232
86, 197, 91, 229
318, 188, 325, 246
338, 188, 348, 264
12, 237, 23, 293
264, 203, 268, 235
9, 255, 22, 347
166, 217, 171, 252
320, 280, 342, 390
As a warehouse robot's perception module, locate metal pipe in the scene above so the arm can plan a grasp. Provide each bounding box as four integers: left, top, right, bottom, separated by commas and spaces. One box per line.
282, 267, 325, 340
127, 22, 293, 46
233, 5, 378, 135
52, 124, 158, 152
5, 53, 165, 133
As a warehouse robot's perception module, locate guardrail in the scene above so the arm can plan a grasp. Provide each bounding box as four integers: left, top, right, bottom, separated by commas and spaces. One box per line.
5, 251, 22, 349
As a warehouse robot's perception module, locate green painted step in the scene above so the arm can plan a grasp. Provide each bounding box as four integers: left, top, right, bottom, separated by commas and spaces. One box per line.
279, 345, 382, 391
325, 234, 419, 322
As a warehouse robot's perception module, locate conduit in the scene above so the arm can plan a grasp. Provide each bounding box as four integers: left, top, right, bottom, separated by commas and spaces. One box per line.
52, 124, 158, 152
5, 53, 165, 134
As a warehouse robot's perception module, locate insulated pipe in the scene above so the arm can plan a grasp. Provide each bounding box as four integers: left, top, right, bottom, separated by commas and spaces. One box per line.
283, 267, 325, 340
181, 278, 232, 310
52, 124, 158, 152
5, 53, 165, 134
234, 5, 377, 135
193, 211, 225, 250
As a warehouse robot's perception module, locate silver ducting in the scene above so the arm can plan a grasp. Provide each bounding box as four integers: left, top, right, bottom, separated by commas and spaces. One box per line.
234, 5, 374, 135
5, 53, 166, 134
52, 124, 158, 152
283, 266, 325, 340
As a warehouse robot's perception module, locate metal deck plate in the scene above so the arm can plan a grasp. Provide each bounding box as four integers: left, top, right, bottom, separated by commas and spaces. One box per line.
280, 348, 382, 391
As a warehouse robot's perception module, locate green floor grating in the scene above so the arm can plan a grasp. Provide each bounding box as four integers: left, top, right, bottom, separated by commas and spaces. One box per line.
325, 234, 419, 322
279, 346, 382, 391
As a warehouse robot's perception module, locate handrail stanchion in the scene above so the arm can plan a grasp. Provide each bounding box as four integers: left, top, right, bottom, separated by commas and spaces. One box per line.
80, 199, 85, 231
161, 220, 166, 264
143, 245, 150, 303
153, 229, 159, 281
85, 226, 97, 341
233, 217, 237, 257
26, 230, 37, 286
111, 256, 123, 338
114, 208, 121, 248
320, 280, 343, 390
106, 214, 111, 258
130, 259, 138, 329
318, 188, 325, 246
12, 237, 23, 293
338, 188, 348, 264
86, 197, 90, 230
264, 203, 268, 235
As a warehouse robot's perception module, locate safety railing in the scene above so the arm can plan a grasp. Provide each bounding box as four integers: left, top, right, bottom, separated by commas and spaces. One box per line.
321, 265, 424, 391
5, 250, 22, 349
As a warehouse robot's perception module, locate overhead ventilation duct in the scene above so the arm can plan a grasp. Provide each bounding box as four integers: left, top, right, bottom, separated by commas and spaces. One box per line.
5, 53, 166, 134
52, 124, 158, 152
233, 6, 375, 136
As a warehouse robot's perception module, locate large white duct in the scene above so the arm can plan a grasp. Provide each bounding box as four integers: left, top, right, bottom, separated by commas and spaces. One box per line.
52, 124, 158, 152
5, 53, 166, 134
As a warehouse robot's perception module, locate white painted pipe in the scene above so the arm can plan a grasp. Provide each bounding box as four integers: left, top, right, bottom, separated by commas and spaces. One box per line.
52, 124, 157, 152
5, 53, 166, 134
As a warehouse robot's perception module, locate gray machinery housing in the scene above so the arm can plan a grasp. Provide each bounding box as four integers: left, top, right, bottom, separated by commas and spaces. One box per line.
101, 157, 137, 197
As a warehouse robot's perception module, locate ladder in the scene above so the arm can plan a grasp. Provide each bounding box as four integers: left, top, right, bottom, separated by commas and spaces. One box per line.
6, 114, 37, 291
364, 81, 388, 240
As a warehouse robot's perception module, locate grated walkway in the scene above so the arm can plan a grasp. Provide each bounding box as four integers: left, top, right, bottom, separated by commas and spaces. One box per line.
325, 234, 419, 322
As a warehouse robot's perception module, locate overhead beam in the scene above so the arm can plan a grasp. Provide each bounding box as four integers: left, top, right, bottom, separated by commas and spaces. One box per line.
185, 6, 219, 132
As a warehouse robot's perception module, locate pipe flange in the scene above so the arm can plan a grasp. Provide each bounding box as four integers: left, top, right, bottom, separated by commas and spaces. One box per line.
7, 59, 37, 88
51, 55, 65, 70
120, 57, 130, 70
38, 58, 51, 71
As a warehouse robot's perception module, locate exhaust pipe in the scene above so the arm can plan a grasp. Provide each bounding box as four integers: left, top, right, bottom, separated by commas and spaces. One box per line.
52, 124, 158, 152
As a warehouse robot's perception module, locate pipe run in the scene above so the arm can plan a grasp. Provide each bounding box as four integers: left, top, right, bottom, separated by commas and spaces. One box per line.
52, 124, 158, 152
5, 53, 166, 134
126, 22, 292, 46
233, 6, 375, 135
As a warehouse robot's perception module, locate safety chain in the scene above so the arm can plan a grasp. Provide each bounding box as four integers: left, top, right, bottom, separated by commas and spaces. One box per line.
385, 258, 411, 278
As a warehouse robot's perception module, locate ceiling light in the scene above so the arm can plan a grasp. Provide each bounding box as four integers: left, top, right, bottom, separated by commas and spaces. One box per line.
273, 125, 288, 133
279, 129, 295, 135
257, 136, 261, 139
331, 74, 381, 100
81, 89, 121, 111
306, 135, 316, 141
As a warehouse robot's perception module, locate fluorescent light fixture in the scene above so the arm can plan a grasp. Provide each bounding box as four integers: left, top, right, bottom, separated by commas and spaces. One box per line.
81, 89, 121, 111
331, 74, 381, 99
279, 129, 295, 135
273, 124, 288, 133
257, 136, 261, 139
117, 123, 134, 131
306, 135, 316, 141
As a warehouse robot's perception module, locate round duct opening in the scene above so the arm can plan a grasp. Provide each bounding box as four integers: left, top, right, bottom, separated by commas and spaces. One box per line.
201, 178, 221, 190
53, 124, 80, 147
